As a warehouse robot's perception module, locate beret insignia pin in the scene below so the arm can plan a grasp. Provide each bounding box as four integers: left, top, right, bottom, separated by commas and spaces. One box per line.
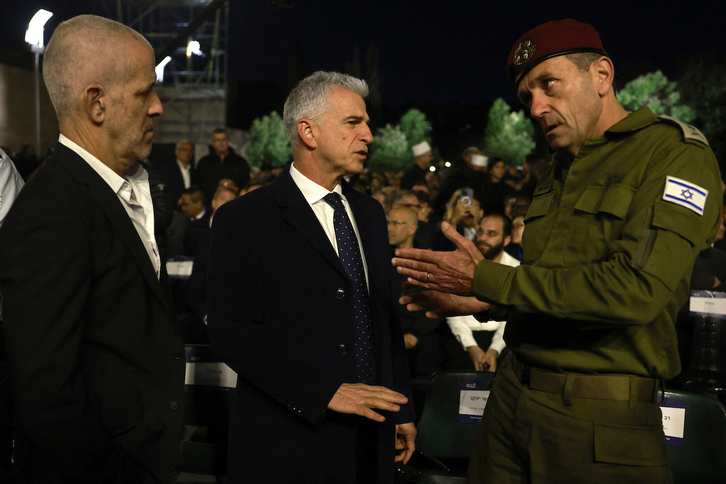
514, 40, 535, 66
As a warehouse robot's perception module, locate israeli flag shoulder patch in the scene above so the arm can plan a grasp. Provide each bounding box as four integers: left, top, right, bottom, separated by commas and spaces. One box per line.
662, 176, 708, 216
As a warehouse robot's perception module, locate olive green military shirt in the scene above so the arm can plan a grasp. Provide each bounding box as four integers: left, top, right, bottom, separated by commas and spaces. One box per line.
473, 107, 722, 379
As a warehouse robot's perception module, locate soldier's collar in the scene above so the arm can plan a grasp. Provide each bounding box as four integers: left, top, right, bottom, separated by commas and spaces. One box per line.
606, 107, 658, 134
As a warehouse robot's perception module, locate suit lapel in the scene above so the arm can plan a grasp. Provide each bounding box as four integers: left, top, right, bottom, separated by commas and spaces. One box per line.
56, 144, 174, 315
273, 167, 349, 280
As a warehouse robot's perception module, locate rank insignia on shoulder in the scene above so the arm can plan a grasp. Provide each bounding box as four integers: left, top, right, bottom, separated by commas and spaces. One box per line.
662, 176, 708, 216
659, 116, 709, 146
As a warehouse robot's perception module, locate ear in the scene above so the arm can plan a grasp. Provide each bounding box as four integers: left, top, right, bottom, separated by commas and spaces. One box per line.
503, 234, 512, 247
591, 56, 615, 97
297, 118, 317, 150
83, 84, 106, 125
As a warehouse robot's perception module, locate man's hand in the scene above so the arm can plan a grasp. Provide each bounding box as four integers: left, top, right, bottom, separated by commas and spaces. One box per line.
466, 346, 488, 371
483, 348, 499, 371
395, 422, 417, 464
466, 346, 499, 371
403, 333, 419, 349
327, 383, 408, 422
400, 290, 490, 319
392, 221, 483, 296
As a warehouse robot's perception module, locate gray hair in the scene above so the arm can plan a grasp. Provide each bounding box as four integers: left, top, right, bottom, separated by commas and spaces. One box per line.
176, 140, 192, 149
283, 71, 369, 148
43, 15, 150, 122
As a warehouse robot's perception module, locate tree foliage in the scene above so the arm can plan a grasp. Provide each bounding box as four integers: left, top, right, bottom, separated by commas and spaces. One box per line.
617, 71, 695, 122
678, 51, 726, 167
369, 124, 410, 171
246, 111, 292, 167
484, 98, 535, 165
399, 109, 432, 147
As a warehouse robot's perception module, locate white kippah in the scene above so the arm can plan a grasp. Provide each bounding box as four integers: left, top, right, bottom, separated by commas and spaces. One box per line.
471, 154, 488, 167
412, 141, 432, 157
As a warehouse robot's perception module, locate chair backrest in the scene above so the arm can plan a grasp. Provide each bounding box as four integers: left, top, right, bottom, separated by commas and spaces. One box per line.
178, 344, 235, 475
665, 389, 726, 484
417, 370, 494, 459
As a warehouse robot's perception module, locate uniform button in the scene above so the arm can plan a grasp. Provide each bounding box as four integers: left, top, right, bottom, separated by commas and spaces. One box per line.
335, 288, 345, 300
297, 407, 305, 414
338, 344, 347, 355
172, 351, 183, 359
170, 401, 180, 411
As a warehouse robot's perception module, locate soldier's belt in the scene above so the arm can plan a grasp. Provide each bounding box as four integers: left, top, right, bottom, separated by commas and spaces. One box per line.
510, 353, 660, 404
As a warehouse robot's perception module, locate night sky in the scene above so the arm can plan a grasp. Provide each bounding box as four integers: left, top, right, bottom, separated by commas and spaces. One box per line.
2, 0, 725, 109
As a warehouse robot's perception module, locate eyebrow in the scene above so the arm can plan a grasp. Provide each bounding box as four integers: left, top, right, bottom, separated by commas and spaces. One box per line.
518, 69, 555, 104
343, 115, 367, 123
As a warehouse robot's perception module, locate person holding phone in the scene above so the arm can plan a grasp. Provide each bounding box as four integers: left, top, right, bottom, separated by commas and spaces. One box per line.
438, 187, 484, 250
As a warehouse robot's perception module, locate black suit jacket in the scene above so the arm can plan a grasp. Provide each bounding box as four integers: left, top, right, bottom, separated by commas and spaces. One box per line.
0, 144, 185, 483
157, 159, 201, 207
207, 166, 414, 483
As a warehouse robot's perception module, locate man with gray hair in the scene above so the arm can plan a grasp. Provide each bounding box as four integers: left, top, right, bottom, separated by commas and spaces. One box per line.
208, 71, 416, 483
158, 140, 200, 208
0, 15, 184, 482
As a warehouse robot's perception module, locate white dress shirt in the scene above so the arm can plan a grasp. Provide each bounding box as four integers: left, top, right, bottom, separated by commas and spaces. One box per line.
176, 159, 192, 189
0, 148, 24, 229
447, 250, 520, 353
289, 162, 369, 288
59, 135, 161, 279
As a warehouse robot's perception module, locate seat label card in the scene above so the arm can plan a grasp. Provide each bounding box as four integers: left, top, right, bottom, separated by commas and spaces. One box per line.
459, 378, 489, 423
662, 397, 686, 447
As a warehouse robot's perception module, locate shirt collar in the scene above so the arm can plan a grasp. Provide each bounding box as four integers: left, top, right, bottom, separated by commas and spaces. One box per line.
289, 161, 344, 205
58, 134, 148, 191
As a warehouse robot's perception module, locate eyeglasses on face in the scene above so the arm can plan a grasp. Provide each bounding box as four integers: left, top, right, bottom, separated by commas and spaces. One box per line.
387, 220, 413, 226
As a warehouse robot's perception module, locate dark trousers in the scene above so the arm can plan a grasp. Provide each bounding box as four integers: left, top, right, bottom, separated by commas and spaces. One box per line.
467, 354, 673, 483
0, 323, 14, 473
356, 418, 378, 483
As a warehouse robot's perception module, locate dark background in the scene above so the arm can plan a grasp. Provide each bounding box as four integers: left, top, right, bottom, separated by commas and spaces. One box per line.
3, 1, 725, 161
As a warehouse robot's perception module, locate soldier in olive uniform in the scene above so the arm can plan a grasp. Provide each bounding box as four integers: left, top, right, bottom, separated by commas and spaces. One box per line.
393, 19, 722, 483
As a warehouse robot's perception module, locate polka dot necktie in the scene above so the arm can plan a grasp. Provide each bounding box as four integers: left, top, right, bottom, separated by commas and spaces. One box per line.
323, 192, 377, 385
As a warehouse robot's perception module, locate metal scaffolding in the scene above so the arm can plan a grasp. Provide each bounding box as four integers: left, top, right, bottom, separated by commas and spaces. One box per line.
91, 0, 229, 145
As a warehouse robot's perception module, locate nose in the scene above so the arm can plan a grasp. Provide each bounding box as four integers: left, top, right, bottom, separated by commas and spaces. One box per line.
149, 89, 164, 118
529, 91, 549, 120
360, 122, 373, 144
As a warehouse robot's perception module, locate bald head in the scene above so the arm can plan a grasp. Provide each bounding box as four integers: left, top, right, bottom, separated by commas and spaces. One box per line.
43, 15, 152, 122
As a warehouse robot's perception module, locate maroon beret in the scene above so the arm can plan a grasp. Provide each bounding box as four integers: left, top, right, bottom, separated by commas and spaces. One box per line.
507, 19, 608, 86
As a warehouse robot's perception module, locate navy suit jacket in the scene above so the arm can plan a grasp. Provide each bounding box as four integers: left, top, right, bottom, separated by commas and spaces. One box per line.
207, 166, 414, 483
0, 144, 185, 483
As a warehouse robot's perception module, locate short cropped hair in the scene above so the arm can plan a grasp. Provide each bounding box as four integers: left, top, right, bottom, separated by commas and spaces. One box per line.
176, 141, 191, 149
43, 15, 148, 122
183, 186, 204, 204
414, 190, 430, 206
213, 186, 239, 200
283, 71, 369, 148
566, 52, 604, 73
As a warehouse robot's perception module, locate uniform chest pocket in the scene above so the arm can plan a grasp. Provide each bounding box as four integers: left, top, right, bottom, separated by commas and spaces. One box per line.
568, 185, 635, 261
521, 191, 556, 264
574, 184, 635, 219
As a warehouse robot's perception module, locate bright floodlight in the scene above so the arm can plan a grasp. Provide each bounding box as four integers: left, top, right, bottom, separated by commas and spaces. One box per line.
186, 40, 202, 58
25, 9, 53, 47
155, 56, 172, 82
